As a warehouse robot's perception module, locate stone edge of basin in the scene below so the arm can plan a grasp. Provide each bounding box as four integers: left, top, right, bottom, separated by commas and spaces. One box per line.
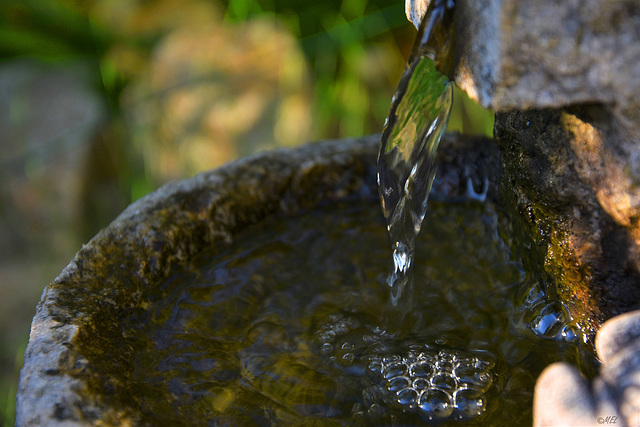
15, 133, 499, 426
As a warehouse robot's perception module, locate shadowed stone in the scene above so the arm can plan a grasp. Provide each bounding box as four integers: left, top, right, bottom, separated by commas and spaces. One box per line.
495, 106, 640, 335
407, 1, 640, 424
408, 0, 640, 336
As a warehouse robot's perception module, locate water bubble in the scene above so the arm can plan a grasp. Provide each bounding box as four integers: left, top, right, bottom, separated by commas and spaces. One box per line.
474, 356, 495, 371
436, 359, 454, 371
368, 360, 382, 375
387, 376, 411, 393
341, 342, 354, 350
412, 378, 429, 391
417, 352, 436, 364
418, 389, 453, 419
463, 372, 492, 391
383, 361, 407, 379
383, 355, 402, 364
431, 373, 457, 390
320, 343, 333, 355
319, 330, 335, 342
453, 358, 493, 391
362, 334, 377, 344
561, 324, 579, 342
530, 302, 570, 339
409, 360, 433, 377
342, 353, 355, 365
454, 388, 486, 418
523, 281, 545, 306
367, 403, 383, 417
397, 388, 419, 407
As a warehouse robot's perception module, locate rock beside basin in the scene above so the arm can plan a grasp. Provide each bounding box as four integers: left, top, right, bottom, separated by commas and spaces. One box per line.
16, 134, 499, 426
405, 1, 640, 424
534, 310, 640, 426
409, 0, 640, 336
406, 0, 640, 111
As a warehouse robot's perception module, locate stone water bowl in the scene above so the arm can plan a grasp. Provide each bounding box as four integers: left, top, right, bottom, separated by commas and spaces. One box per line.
16, 134, 502, 426
15, 134, 640, 425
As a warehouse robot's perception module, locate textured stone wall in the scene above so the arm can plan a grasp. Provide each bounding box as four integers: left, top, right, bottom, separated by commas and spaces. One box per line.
407, 0, 640, 424
409, 0, 640, 333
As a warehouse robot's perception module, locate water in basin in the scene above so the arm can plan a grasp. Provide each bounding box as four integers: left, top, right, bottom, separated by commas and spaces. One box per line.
110, 200, 595, 425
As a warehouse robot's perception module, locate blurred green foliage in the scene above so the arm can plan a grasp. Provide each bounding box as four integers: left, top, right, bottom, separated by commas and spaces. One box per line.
0, 1, 493, 424
1, 0, 492, 139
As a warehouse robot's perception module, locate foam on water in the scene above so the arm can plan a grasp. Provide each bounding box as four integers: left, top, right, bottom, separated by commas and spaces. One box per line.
362, 346, 494, 421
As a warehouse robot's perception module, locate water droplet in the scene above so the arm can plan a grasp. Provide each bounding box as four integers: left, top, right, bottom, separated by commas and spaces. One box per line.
409, 360, 433, 377
397, 387, 419, 407
387, 376, 411, 392
418, 389, 453, 418
383, 361, 407, 379
454, 388, 486, 418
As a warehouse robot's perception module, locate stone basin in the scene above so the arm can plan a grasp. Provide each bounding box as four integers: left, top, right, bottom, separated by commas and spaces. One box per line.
16, 134, 502, 426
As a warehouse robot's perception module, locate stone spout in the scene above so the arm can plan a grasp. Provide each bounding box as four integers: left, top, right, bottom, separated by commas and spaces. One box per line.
407, 0, 640, 425
406, 0, 640, 111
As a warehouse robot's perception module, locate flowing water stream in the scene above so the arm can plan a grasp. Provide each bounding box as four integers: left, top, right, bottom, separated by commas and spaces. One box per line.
377, 0, 455, 332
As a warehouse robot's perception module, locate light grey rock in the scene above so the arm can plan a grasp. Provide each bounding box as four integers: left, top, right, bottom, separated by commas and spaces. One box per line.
597, 310, 640, 364
533, 362, 614, 427
406, 0, 640, 111
534, 310, 640, 426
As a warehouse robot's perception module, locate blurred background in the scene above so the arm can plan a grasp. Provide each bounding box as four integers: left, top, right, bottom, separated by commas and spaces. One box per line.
0, 0, 492, 424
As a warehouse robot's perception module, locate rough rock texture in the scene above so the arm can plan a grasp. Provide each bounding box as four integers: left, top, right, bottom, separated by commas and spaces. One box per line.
15, 134, 499, 426
534, 310, 640, 426
407, 1, 640, 423
406, 0, 640, 111
408, 0, 640, 333
495, 106, 640, 336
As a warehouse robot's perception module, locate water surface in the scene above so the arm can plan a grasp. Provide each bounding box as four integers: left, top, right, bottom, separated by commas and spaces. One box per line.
123, 200, 593, 425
